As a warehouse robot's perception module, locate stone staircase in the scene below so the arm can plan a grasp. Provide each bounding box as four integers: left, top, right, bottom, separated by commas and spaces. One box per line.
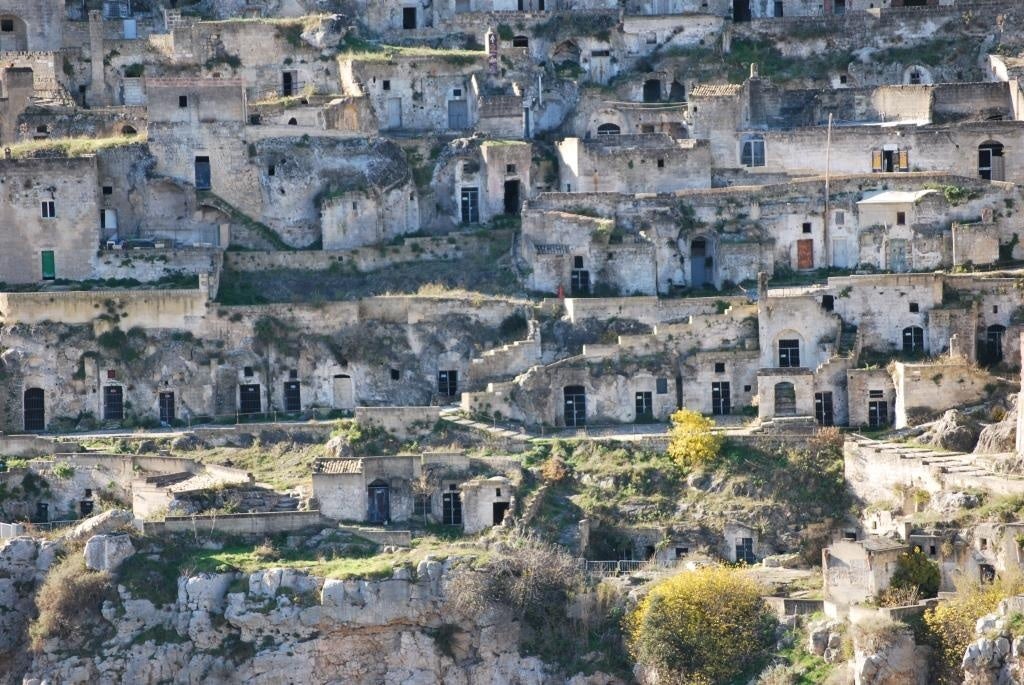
437, 406, 531, 443
848, 434, 1019, 490
467, 320, 541, 388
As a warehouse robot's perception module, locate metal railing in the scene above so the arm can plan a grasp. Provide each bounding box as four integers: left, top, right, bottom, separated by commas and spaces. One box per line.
578, 558, 684, 578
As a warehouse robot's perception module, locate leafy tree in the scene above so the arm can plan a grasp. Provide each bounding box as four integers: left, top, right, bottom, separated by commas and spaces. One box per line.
667, 409, 722, 468
626, 566, 776, 685
888, 547, 941, 599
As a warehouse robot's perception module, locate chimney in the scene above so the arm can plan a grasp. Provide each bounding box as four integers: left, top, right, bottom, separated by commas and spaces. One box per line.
750, 63, 759, 79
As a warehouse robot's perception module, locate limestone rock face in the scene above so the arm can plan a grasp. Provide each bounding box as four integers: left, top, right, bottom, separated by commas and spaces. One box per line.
975, 400, 1017, 455
852, 627, 930, 685
66, 509, 134, 544
83, 534, 136, 572
20, 562, 573, 685
300, 14, 350, 51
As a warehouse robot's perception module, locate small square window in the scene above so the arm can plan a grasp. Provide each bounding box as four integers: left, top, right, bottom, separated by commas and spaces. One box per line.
453, 88, 462, 97
929, 545, 937, 556
656, 378, 668, 394
839, 75, 848, 84
41, 201, 56, 218
869, 389, 884, 399
390, 368, 400, 380
289, 369, 298, 380
178, 95, 188, 108
382, 80, 391, 90
573, 255, 584, 269
506, 163, 517, 174
835, 210, 845, 225
102, 186, 113, 195
714, 362, 725, 373
243, 366, 254, 377
896, 211, 906, 225
909, 302, 919, 313
0, 19, 13, 32
495, 488, 502, 496
993, 305, 999, 314
802, 222, 812, 234
743, 385, 751, 392
84, 489, 93, 498
657, 158, 665, 168
107, 369, 116, 379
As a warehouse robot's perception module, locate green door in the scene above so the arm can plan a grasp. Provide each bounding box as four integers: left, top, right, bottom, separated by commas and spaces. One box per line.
40, 251, 55, 280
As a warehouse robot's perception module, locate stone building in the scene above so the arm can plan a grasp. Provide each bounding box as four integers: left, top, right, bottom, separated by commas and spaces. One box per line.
823, 536, 908, 606
0, 155, 101, 283
0, 0, 65, 52
556, 134, 711, 193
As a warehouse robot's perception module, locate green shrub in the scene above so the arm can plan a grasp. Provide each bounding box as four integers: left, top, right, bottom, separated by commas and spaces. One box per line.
889, 547, 941, 599
30, 553, 113, 651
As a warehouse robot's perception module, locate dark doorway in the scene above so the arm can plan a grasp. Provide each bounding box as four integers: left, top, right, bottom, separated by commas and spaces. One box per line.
103, 386, 124, 421
239, 384, 261, 414
564, 385, 586, 427
159, 391, 175, 424
284, 381, 301, 412
503, 180, 520, 215
194, 156, 211, 190
834, 0, 846, 15
735, 537, 755, 564
635, 391, 653, 422
442, 489, 463, 525
80, 499, 94, 516
282, 71, 294, 97
984, 324, 1006, 364
979, 141, 1005, 181
642, 79, 661, 103
733, 0, 751, 21
773, 0, 783, 15
774, 382, 796, 416
815, 391, 834, 426
675, 375, 683, 409
438, 370, 458, 396
402, 6, 417, 28
711, 382, 730, 415
868, 400, 888, 428
368, 480, 391, 523
902, 326, 925, 355
822, 295, 834, 311
797, 238, 814, 269
24, 388, 44, 431
35, 502, 49, 523
460, 187, 479, 224
980, 563, 996, 584
493, 501, 510, 525
690, 238, 711, 288
669, 80, 686, 102
571, 256, 590, 295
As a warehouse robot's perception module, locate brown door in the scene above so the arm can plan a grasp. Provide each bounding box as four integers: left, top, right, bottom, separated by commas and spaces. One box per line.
797, 239, 814, 269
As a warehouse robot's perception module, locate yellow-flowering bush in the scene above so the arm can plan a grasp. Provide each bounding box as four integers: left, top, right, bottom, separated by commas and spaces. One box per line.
923, 572, 1024, 684
667, 409, 722, 468
626, 566, 776, 684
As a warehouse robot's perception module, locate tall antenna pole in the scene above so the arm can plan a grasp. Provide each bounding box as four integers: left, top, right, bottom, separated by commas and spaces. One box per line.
824, 112, 833, 269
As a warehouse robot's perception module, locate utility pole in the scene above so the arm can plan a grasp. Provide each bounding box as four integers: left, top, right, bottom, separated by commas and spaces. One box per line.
824, 112, 833, 269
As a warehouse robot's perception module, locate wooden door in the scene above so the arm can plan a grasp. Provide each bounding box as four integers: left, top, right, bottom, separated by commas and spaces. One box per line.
797, 239, 814, 270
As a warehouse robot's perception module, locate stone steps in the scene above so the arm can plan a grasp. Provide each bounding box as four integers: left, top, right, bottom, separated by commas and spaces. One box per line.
438, 407, 530, 442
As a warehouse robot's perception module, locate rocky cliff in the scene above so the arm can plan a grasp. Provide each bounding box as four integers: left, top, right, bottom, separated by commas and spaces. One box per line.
1, 536, 616, 685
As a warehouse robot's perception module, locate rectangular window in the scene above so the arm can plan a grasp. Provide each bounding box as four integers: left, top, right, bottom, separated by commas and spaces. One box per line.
778, 339, 800, 368
656, 378, 668, 395
741, 137, 765, 167
896, 211, 906, 225
802, 222, 812, 234
438, 370, 458, 396
835, 210, 845, 225
41, 201, 55, 218
714, 362, 725, 373
103, 185, 113, 195
0, 19, 13, 32
178, 95, 188, 108
506, 163, 517, 174
382, 80, 391, 90
413, 493, 431, 518
657, 158, 665, 168
711, 382, 731, 415
869, 389, 884, 399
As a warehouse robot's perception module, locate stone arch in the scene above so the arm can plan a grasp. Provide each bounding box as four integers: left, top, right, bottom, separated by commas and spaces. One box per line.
596, 122, 621, 135
902, 65, 933, 85
120, 124, 138, 136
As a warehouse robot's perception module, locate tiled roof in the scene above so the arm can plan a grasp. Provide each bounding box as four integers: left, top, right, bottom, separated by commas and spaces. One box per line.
314, 458, 364, 475
689, 83, 742, 98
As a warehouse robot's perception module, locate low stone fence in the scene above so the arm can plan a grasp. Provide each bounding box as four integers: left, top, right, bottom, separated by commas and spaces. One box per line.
355, 407, 442, 439
764, 596, 825, 618
144, 510, 325, 536
0, 435, 81, 458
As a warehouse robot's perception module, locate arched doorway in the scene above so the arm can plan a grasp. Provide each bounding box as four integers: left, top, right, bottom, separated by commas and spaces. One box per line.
902, 326, 925, 355
333, 374, 354, 409
0, 16, 28, 52
979, 141, 1005, 181
23, 388, 44, 431
597, 123, 620, 136
121, 125, 138, 136
774, 382, 796, 416
690, 237, 713, 288
367, 479, 390, 523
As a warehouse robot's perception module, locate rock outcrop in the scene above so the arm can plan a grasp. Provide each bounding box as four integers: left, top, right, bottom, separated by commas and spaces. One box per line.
851, 618, 930, 685
962, 597, 1024, 684
83, 534, 136, 572
20, 558, 593, 685
920, 409, 981, 452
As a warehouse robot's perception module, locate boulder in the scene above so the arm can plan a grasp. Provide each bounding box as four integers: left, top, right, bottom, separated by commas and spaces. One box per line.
920, 410, 982, 453
300, 14, 350, 51
66, 508, 134, 543
324, 434, 355, 459
83, 534, 135, 572
170, 433, 207, 451
975, 401, 1017, 455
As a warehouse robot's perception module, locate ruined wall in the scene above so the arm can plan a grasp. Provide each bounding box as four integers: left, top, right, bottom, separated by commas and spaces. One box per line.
892, 359, 1000, 427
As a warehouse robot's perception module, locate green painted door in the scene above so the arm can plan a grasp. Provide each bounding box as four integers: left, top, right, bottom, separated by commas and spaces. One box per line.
40, 251, 55, 280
